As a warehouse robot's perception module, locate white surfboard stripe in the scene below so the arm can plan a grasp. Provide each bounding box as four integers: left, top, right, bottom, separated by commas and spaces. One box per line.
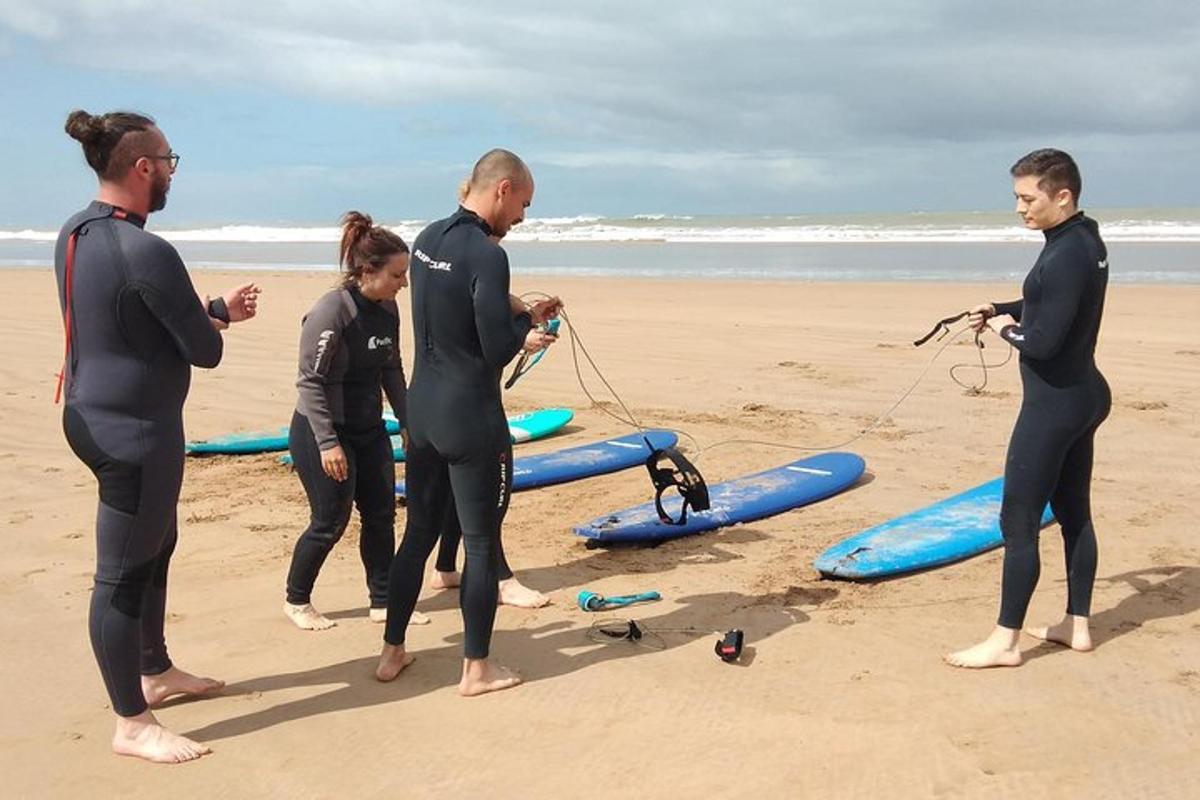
605, 440, 644, 449
787, 466, 833, 476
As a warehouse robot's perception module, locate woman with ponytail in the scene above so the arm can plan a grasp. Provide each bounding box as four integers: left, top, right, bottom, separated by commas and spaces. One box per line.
284, 212, 419, 630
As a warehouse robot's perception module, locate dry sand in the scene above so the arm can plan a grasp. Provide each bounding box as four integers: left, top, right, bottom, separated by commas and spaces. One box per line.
1, 268, 1197, 798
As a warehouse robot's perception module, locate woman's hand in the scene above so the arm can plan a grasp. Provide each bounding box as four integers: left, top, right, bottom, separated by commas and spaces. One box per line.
320, 444, 348, 482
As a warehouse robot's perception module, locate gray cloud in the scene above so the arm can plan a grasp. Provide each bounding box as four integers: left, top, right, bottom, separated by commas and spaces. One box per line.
3, 1, 1199, 215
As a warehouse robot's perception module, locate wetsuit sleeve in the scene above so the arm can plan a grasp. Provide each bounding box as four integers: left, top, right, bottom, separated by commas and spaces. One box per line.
129, 239, 223, 368
999, 256, 1089, 360
295, 293, 347, 450
471, 247, 533, 368
992, 299, 1024, 321
381, 300, 408, 425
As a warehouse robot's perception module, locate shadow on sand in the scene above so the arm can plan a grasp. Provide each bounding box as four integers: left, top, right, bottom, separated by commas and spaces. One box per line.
183, 583, 837, 743
1022, 564, 1200, 662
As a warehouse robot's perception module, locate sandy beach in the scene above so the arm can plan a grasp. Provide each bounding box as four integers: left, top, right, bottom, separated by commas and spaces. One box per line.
1, 268, 1197, 798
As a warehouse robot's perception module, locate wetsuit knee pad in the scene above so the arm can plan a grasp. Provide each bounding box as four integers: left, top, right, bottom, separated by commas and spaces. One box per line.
64, 407, 142, 514
999, 500, 1044, 544
93, 504, 159, 617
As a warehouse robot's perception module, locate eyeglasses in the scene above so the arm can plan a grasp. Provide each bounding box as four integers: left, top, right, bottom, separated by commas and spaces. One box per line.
142, 152, 181, 170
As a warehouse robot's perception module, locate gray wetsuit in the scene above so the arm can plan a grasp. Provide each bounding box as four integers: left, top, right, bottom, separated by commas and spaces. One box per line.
55, 201, 222, 717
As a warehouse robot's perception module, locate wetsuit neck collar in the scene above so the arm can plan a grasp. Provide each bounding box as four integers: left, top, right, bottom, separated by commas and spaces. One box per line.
1043, 210, 1086, 243
450, 205, 494, 237
89, 200, 146, 229
347, 282, 385, 305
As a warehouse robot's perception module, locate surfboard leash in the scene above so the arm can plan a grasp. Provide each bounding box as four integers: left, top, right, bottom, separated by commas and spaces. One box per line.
516, 292, 1011, 463
519, 292, 711, 524
516, 291, 702, 450
692, 322, 1013, 460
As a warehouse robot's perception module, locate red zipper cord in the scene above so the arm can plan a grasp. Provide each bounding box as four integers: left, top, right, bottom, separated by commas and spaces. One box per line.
54, 230, 80, 404
55, 209, 127, 403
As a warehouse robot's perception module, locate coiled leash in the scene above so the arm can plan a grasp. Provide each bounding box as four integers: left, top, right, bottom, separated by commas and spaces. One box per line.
913, 310, 1012, 393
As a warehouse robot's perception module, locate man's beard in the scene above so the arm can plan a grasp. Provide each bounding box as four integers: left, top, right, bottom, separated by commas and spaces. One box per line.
149, 175, 170, 212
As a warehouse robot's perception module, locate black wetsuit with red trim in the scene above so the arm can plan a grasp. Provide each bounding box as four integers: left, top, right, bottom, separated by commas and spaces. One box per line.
992, 212, 1111, 628
384, 207, 532, 658
55, 201, 223, 717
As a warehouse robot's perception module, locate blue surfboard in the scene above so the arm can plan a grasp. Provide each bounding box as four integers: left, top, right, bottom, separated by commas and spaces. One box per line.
573, 452, 866, 543
396, 430, 678, 496
812, 477, 1055, 580
189, 417, 402, 455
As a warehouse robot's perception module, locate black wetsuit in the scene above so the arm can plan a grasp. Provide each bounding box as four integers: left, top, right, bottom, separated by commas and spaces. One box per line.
434, 504, 515, 581
993, 212, 1111, 629
384, 207, 532, 658
286, 286, 407, 609
55, 201, 224, 718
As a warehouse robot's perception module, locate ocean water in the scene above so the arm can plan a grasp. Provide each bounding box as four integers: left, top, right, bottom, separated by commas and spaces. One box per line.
3, 209, 1198, 282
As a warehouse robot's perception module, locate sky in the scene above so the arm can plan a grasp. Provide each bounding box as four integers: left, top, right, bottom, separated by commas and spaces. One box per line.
1, 1, 1198, 227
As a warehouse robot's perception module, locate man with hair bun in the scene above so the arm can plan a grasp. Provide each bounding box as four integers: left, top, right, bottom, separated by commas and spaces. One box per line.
56, 109, 260, 762
946, 148, 1112, 669
378, 149, 562, 695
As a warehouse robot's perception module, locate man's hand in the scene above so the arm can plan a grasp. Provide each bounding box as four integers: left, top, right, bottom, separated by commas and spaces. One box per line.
966, 303, 995, 333
223, 283, 262, 323
522, 327, 559, 354
527, 296, 563, 325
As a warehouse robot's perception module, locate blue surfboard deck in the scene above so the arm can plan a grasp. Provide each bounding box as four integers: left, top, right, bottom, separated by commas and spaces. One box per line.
396, 430, 678, 496
189, 417, 401, 455
573, 452, 866, 544
813, 477, 1055, 580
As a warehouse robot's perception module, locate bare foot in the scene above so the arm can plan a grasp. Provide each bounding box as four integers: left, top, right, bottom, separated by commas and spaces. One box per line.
112, 710, 211, 763
283, 602, 335, 631
459, 658, 522, 697
368, 607, 430, 625
944, 625, 1023, 669
375, 644, 415, 682
431, 570, 461, 590
142, 666, 225, 708
1026, 614, 1093, 652
498, 577, 551, 609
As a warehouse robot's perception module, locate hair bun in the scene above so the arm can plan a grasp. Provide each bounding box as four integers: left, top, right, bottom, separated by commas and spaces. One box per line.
64, 110, 102, 144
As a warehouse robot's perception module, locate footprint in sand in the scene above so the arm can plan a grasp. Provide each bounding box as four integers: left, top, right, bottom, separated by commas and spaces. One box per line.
1173, 671, 1199, 692
1122, 399, 1168, 411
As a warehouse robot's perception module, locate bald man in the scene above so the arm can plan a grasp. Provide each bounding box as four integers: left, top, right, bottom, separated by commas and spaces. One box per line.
377, 149, 561, 695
